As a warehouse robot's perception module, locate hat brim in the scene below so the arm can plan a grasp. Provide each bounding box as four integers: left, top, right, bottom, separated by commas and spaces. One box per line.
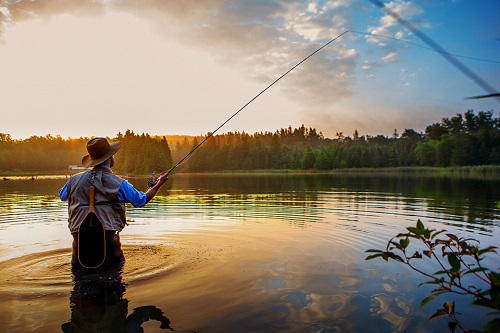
81, 142, 122, 168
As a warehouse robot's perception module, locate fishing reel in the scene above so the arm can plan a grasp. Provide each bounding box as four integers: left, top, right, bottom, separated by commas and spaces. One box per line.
148, 172, 158, 188
147, 169, 172, 189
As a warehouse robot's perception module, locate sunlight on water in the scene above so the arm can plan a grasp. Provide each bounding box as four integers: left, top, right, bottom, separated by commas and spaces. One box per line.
0, 174, 498, 332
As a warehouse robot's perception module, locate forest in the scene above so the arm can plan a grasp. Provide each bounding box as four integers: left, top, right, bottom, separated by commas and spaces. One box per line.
0, 110, 498, 175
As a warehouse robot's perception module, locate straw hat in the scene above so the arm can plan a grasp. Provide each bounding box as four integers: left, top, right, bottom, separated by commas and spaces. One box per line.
81, 138, 122, 168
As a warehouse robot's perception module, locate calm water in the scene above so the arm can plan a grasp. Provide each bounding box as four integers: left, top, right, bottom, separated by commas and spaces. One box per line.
0, 173, 498, 333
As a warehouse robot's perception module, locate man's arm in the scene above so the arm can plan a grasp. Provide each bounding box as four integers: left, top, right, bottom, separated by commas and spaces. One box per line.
118, 172, 169, 207
145, 172, 169, 204
59, 181, 69, 201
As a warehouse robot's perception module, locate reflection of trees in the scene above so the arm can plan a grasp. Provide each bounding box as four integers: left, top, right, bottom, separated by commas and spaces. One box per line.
159, 175, 325, 225
332, 174, 499, 230
62, 264, 193, 333
166, 174, 499, 231
1, 175, 497, 233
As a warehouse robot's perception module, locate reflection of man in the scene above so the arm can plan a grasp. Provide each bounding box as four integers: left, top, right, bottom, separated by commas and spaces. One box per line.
61, 265, 174, 333
58, 137, 169, 268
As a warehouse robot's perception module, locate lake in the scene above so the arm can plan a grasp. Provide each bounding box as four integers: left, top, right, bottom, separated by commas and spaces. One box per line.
0, 173, 498, 333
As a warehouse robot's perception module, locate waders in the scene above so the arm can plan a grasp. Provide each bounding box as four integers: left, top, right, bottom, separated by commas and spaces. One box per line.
78, 184, 106, 269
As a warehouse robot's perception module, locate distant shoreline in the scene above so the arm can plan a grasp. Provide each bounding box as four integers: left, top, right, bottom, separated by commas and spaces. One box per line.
2, 165, 499, 180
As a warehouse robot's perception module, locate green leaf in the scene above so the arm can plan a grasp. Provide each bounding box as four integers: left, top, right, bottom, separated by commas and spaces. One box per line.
489, 272, 500, 286
471, 297, 500, 310
417, 219, 425, 231
433, 271, 448, 276
423, 229, 431, 239
365, 254, 383, 260
431, 230, 446, 240
365, 249, 384, 253
390, 241, 402, 250
418, 279, 443, 287
420, 293, 441, 307
447, 253, 460, 272
429, 309, 447, 320
489, 285, 500, 302
436, 239, 450, 247
479, 246, 498, 256
443, 301, 454, 314
463, 267, 487, 276
407, 227, 422, 235
463, 237, 478, 244
448, 321, 458, 333
470, 246, 479, 255
483, 318, 500, 333
388, 253, 405, 262
399, 238, 409, 249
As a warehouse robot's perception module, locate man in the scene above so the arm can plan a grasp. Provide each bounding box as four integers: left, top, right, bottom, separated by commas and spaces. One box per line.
59, 137, 169, 268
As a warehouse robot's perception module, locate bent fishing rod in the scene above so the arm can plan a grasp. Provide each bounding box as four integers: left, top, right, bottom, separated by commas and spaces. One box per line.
148, 30, 348, 187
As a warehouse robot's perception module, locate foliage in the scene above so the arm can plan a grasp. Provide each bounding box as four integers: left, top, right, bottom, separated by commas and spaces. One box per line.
0, 131, 172, 175
0, 134, 88, 172
175, 110, 498, 172
366, 220, 500, 332
417, 111, 500, 167
0, 110, 498, 174
114, 130, 172, 175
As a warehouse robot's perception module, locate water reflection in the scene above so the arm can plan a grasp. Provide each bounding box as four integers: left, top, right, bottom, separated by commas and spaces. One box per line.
62, 264, 194, 333
0, 174, 498, 332
128, 174, 499, 235
1, 175, 498, 230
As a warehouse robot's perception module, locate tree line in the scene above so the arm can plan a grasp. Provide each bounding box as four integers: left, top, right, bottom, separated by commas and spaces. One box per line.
0, 110, 498, 174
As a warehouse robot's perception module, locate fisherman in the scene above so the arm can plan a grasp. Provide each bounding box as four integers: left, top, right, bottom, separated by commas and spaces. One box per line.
59, 137, 169, 268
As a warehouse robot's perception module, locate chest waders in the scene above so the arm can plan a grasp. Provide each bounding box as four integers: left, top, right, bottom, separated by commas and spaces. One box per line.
78, 175, 106, 269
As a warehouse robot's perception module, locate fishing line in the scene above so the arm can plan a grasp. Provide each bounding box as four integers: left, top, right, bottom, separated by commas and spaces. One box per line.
150, 8, 498, 185
149, 30, 349, 186
349, 30, 500, 64
367, 0, 500, 101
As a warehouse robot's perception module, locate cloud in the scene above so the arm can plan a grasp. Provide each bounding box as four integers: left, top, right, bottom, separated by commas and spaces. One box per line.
363, 1, 426, 64
2, 0, 104, 22
382, 52, 397, 62
385, 0, 424, 18
111, 1, 359, 111
300, 98, 456, 138
4, 0, 458, 140
0, 1, 360, 110
130, 0, 360, 109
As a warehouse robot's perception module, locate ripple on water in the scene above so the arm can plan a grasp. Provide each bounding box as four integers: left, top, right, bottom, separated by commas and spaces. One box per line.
0, 244, 181, 298
0, 248, 71, 297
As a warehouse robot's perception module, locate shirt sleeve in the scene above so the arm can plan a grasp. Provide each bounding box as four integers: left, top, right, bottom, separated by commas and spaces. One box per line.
59, 181, 69, 201
118, 180, 147, 208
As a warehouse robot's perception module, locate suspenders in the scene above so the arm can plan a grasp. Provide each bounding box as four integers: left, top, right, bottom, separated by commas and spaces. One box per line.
77, 172, 106, 269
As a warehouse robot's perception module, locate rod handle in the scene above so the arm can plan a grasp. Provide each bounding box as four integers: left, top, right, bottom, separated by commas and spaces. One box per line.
89, 185, 96, 213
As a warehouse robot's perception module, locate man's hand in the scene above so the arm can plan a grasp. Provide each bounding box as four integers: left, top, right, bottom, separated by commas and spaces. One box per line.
145, 171, 170, 204
156, 171, 169, 186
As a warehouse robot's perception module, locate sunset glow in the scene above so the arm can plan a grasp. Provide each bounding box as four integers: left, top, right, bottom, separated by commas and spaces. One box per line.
1, 0, 498, 139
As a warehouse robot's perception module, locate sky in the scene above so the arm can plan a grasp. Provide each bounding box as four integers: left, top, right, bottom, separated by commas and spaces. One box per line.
1, 0, 499, 140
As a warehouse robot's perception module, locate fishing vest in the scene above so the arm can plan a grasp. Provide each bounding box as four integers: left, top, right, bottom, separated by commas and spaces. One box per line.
66, 167, 126, 233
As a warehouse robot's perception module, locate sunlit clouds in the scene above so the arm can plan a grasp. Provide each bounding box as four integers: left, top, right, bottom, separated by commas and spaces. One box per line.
0, 0, 498, 139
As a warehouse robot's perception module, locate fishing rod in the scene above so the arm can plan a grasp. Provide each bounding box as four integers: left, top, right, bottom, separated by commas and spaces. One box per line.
148, 30, 349, 187
148, 13, 497, 188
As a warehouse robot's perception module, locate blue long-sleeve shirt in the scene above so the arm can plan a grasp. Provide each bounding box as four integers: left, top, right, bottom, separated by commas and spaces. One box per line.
58, 166, 147, 207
